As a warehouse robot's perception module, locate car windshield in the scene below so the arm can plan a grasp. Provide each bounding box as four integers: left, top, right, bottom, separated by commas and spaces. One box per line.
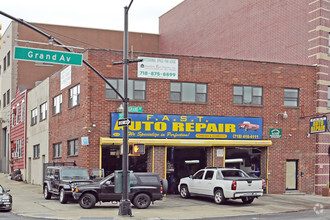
0, 185, 4, 194
100, 173, 115, 184
61, 169, 89, 179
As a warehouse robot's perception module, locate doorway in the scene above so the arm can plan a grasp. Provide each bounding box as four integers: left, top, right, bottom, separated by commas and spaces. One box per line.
286, 160, 298, 190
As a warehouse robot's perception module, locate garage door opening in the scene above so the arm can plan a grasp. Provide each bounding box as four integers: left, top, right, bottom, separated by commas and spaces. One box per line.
166, 147, 207, 194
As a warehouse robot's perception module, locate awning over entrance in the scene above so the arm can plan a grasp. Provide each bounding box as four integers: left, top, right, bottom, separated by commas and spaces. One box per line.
100, 137, 272, 147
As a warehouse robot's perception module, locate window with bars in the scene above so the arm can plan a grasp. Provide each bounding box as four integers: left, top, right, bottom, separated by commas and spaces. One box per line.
233, 85, 263, 105
284, 88, 299, 107
68, 139, 79, 156
69, 84, 80, 107
53, 143, 62, 158
40, 102, 47, 121
170, 82, 207, 103
105, 78, 146, 100
53, 94, 62, 115
16, 139, 22, 158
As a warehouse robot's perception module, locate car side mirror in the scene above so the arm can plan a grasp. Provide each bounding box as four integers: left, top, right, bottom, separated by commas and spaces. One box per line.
189, 175, 193, 179
6, 190, 10, 193
106, 180, 112, 185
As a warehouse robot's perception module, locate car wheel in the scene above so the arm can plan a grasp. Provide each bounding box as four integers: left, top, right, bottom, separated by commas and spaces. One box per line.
133, 193, 151, 209
59, 188, 68, 204
79, 193, 96, 209
214, 189, 226, 204
43, 185, 52, 200
161, 179, 168, 194
180, 185, 190, 199
242, 197, 254, 204
244, 126, 248, 131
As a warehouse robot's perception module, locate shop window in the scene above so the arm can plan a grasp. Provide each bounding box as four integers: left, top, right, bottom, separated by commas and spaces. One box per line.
106, 78, 146, 100
53, 143, 62, 158
40, 102, 47, 121
170, 82, 207, 103
234, 85, 262, 105
53, 94, 62, 115
31, 108, 37, 126
69, 84, 80, 108
33, 144, 40, 158
284, 88, 298, 107
68, 139, 78, 156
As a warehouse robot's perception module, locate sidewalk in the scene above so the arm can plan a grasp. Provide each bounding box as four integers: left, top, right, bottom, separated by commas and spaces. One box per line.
1, 172, 330, 220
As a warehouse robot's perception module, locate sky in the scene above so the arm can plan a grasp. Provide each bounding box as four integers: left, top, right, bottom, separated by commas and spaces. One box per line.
0, 0, 184, 35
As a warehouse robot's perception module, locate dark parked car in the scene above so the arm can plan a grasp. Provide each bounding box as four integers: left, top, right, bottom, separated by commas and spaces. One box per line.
0, 185, 12, 211
72, 172, 168, 209
43, 166, 93, 204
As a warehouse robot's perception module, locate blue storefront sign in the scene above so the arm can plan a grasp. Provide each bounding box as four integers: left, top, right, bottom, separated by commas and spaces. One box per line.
310, 116, 327, 134
111, 113, 262, 140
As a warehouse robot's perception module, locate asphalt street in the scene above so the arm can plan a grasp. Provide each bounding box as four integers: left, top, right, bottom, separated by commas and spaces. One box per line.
1, 173, 330, 220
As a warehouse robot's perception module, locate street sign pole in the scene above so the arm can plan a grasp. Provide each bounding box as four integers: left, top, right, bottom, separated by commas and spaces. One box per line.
119, 1, 132, 216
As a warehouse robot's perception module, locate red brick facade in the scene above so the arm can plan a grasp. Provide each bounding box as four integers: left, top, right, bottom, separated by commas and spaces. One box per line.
10, 89, 28, 173
159, 0, 330, 195
48, 49, 317, 194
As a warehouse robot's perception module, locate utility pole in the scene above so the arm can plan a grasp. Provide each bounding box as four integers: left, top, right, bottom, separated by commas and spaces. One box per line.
113, 0, 142, 216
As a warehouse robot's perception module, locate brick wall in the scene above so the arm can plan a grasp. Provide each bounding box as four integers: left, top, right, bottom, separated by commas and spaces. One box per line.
48, 48, 317, 194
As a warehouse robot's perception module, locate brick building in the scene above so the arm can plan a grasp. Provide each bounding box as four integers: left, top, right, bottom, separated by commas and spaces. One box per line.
47, 48, 316, 194
0, 21, 159, 173
159, 0, 329, 194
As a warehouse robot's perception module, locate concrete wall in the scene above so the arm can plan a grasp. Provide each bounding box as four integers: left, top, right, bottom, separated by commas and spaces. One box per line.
26, 78, 49, 185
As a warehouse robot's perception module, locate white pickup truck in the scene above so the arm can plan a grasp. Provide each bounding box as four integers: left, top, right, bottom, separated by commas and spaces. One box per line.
178, 167, 264, 204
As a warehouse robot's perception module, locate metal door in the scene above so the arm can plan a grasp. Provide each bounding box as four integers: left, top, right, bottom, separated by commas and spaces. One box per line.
286, 160, 297, 190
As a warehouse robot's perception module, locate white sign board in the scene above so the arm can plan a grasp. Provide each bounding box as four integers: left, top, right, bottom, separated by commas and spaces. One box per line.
81, 136, 89, 146
137, 56, 178, 80
216, 149, 224, 157
60, 66, 71, 90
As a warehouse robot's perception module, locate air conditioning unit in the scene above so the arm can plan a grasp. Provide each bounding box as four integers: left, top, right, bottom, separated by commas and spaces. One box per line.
11, 152, 18, 158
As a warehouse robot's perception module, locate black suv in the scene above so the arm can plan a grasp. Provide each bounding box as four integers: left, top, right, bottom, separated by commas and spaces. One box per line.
72, 172, 168, 209
43, 166, 93, 204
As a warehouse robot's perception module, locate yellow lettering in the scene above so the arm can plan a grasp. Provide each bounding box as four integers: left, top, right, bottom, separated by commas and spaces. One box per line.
206, 123, 218, 132
142, 122, 154, 131
147, 115, 154, 120
114, 121, 123, 130
197, 116, 204, 122
173, 122, 184, 131
162, 115, 170, 121
155, 122, 167, 131
186, 123, 195, 132
195, 123, 206, 132
225, 124, 236, 133
218, 124, 224, 132
129, 121, 141, 131
180, 116, 187, 122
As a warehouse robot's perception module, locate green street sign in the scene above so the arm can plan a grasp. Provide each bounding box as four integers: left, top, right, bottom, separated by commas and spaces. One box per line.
14, 46, 83, 66
128, 106, 143, 113
269, 129, 282, 139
